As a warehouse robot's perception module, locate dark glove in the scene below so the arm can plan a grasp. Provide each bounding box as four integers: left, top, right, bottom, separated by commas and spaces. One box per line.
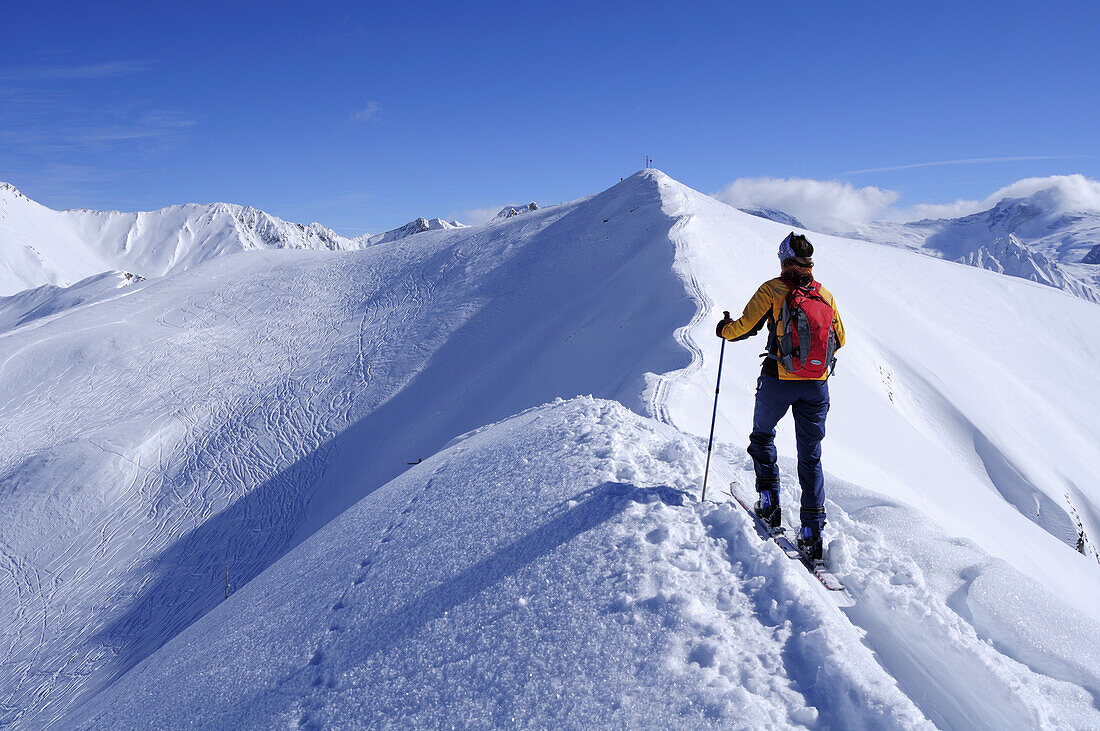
715, 310, 732, 339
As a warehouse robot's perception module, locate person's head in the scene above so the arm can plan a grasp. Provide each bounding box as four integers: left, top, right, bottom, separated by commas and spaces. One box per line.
778, 232, 814, 286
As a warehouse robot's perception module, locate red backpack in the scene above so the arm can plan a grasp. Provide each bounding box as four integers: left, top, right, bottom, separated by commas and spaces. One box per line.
773, 281, 837, 379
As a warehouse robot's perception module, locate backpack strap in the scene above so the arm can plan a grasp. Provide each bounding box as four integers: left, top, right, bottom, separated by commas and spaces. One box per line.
777, 294, 797, 371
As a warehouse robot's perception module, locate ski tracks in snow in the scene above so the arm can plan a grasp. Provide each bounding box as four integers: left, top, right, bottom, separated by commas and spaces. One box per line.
92, 396, 924, 729
0, 199, 569, 726
8, 171, 1099, 727
0, 243, 475, 726
595, 492, 928, 728
712, 454, 1100, 729
644, 213, 710, 425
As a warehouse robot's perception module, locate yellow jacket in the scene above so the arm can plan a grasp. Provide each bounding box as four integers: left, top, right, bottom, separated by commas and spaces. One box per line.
720, 277, 845, 381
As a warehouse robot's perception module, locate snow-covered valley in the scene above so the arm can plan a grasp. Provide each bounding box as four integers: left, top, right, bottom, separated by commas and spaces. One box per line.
2, 171, 1099, 728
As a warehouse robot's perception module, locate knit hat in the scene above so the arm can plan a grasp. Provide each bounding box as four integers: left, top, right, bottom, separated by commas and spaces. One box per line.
778, 232, 814, 267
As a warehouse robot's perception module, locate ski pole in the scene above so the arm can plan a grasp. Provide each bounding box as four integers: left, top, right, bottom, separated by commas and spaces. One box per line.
701, 311, 729, 501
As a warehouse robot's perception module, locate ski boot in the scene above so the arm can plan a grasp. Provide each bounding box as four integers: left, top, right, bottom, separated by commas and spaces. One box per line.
797, 525, 824, 563
798, 506, 826, 562
754, 484, 781, 531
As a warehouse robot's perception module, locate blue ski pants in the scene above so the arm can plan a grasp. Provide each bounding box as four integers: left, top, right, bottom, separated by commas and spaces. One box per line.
747, 375, 829, 528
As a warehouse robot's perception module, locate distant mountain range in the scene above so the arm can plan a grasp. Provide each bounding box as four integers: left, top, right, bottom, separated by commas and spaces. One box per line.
745, 184, 1100, 303
494, 202, 540, 220
0, 183, 481, 297
355, 217, 466, 247
7, 175, 1098, 307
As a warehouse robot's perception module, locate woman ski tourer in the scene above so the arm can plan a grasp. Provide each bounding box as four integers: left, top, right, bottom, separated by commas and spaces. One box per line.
715, 232, 845, 562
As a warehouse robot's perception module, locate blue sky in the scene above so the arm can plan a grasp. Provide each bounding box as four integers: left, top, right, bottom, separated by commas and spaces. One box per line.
1, 0, 1096, 234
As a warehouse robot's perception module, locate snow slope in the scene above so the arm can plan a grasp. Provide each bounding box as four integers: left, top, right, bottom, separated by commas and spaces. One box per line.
0, 173, 693, 727
3, 171, 1100, 728
75, 396, 1100, 729
656, 176, 1100, 583
0, 182, 359, 296
0, 270, 141, 335
74, 398, 930, 729
739, 206, 806, 229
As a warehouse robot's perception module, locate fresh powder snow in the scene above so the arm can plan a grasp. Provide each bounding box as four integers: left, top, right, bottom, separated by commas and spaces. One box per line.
73, 398, 928, 729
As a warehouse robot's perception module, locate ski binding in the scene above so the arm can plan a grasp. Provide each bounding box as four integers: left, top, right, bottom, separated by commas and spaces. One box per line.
730, 483, 850, 597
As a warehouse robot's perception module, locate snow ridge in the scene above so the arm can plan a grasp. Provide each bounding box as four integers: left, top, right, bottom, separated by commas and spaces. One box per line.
738, 206, 806, 229
0, 171, 695, 727
0, 270, 142, 334
73, 398, 929, 729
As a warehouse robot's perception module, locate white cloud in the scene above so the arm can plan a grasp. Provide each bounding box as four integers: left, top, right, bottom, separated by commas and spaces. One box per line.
352, 101, 382, 122
896, 174, 1100, 222
714, 174, 1100, 230
461, 206, 504, 225
714, 177, 899, 231
896, 199, 985, 221
981, 174, 1100, 212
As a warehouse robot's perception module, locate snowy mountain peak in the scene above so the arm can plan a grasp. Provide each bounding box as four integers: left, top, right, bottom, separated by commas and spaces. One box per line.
356, 216, 466, 247
956, 233, 1100, 303
0, 181, 29, 200
217, 203, 352, 252
849, 177, 1100, 303
494, 202, 539, 220
0, 189, 366, 296
935, 190, 1100, 297
940, 176, 1100, 225
739, 206, 806, 229
980, 195, 1047, 229
6, 169, 1097, 727
1016, 175, 1100, 213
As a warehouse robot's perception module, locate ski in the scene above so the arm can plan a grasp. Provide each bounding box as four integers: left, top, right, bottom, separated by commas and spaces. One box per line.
730, 483, 851, 598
